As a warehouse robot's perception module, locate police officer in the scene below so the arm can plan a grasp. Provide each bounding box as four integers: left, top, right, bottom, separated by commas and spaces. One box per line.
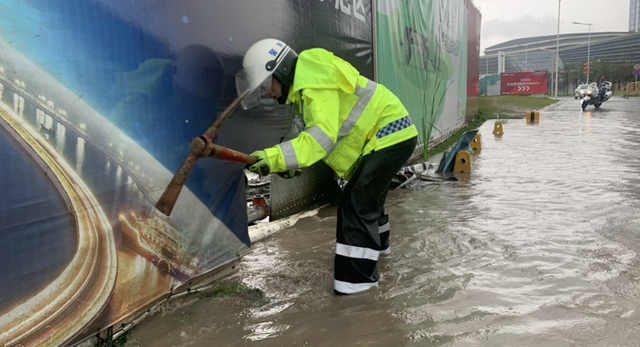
239, 39, 418, 295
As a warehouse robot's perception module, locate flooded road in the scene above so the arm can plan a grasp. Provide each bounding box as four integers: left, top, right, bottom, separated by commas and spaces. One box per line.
125, 97, 640, 346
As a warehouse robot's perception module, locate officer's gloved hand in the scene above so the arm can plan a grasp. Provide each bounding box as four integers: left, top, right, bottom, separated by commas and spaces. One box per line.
248, 150, 271, 176
277, 169, 299, 179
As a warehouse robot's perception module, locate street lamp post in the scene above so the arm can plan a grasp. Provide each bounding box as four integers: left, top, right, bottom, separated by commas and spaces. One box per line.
555, 0, 561, 100
573, 21, 593, 84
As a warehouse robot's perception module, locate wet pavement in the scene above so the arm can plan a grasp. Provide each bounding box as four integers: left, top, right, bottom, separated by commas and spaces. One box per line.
123, 97, 640, 347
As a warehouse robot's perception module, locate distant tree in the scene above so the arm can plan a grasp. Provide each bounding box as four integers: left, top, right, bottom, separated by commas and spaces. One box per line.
589, 57, 637, 90
591, 58, 610, 86
560, 62, 583, 93
617, 59, 638, 88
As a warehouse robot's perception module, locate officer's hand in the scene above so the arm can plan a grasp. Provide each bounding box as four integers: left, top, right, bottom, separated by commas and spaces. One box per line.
276, 169, 299, 179
248, 150, 271, 176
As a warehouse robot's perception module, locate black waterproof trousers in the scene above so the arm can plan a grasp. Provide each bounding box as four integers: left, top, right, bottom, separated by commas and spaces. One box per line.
334, 136, 417, 295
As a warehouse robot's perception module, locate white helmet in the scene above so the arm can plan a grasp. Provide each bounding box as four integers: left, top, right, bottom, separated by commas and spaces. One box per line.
235, 38, 298, 109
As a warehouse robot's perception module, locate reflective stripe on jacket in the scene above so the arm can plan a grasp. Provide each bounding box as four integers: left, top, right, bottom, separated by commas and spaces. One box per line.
263, 48, 418, 177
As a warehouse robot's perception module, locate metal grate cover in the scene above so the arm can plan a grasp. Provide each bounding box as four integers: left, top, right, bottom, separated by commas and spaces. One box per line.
270, 161, 340, 220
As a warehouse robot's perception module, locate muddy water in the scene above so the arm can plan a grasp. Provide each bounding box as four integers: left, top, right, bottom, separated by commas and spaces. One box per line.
125, 97, 640, 347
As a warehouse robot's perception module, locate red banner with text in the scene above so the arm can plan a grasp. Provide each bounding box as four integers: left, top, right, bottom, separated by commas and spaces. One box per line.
501, 71, 547, 95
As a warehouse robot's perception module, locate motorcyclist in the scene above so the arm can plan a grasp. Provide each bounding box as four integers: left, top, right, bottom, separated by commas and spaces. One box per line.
239, 39, 418, 295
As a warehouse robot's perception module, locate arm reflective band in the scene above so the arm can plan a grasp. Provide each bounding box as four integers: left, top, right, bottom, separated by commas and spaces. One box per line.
279, 141, 298, 170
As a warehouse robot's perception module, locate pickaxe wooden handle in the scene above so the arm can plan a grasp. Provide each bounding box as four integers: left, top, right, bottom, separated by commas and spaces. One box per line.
155, 89, 249, 216
201, 141, 258, 165
192, 139, 300, 176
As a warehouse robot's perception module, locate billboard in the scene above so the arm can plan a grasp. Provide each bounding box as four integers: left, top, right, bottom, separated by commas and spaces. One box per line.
0, 1, 373, 346
376, 0, 470, 159
501, 71, 548, 95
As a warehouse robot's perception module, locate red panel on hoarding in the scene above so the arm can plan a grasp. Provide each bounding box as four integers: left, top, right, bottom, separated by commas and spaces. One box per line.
501, 71, 547, 95
466, 0, 481, 97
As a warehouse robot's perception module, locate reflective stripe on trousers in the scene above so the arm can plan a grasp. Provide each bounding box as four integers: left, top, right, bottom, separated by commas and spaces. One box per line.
379, 214, 390, 255
334, 279, 378, 294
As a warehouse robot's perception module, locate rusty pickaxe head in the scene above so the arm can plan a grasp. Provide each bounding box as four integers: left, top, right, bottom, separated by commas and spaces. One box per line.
155, 89, 249, 216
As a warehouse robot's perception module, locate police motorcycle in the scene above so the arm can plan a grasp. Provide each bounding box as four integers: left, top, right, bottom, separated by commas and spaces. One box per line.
581, 77, 613, 111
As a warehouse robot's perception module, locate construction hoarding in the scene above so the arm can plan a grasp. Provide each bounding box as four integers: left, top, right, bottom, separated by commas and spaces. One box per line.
376, 0, 473, 158
466, 0, 481, 120
0, 1, 373, 346
501, 71, 548, 95
480, 73, 502, 96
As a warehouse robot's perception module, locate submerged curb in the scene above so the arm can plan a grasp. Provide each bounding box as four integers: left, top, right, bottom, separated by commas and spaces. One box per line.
249, 205, 327, 243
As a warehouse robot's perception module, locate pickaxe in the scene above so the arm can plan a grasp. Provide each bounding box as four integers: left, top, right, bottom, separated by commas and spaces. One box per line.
155, 90, 252, 216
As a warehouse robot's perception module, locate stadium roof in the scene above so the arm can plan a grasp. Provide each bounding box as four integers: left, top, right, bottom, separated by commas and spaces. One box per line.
480, 32, 640, 75
484, 32, 630, 56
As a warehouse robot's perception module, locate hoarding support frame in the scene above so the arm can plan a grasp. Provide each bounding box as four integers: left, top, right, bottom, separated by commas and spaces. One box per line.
371, 0, 378, 82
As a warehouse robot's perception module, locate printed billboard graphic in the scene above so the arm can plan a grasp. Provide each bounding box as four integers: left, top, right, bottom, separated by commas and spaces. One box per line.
0, 1, 373, 346
501, 71, 548, 95
376, 0, 470, 159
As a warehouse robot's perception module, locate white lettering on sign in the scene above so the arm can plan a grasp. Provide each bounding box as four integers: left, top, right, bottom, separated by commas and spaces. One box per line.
353, 0, 366, 21
335, 0, 350, 15
319, 0, 366, 22
506, 81, 541, 87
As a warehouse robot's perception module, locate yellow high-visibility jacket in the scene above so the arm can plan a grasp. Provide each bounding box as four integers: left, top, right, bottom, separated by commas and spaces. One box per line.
263, 48, 418, 177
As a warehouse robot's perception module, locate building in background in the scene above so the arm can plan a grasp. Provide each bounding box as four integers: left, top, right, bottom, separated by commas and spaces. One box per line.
478, 28, 640, 95
479, 32, 640, 77
631, 0, 640, 32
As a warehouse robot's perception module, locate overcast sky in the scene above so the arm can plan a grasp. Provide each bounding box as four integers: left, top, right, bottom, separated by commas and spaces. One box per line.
473, 0, 631, 54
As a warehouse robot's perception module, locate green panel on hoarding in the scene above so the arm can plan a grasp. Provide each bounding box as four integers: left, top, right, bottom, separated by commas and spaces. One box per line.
377, 0, 467, 159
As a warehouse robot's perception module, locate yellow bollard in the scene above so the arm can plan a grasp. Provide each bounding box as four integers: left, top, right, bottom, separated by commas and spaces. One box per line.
525, 111, 539, 123
636, 82, 640, 94
453, 150, 471, 173
470, 133, 482, 151
626, 83, 633, 95
493, 121, 504, 136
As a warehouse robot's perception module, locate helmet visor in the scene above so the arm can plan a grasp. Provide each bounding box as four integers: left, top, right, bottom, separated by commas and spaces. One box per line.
235, 67, 274, 110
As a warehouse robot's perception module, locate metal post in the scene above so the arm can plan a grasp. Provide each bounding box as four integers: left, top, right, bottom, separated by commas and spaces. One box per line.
573, 22, 593, 84
371, 0, 378, 82
587, 24, 591, 84
555, 0, 561, 100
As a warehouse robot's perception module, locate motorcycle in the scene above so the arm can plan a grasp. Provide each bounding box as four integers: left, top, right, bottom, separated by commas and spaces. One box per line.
581, 79, 613, 111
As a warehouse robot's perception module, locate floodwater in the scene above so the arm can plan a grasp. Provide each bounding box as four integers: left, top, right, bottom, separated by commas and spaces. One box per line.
124, 97, 640, 347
